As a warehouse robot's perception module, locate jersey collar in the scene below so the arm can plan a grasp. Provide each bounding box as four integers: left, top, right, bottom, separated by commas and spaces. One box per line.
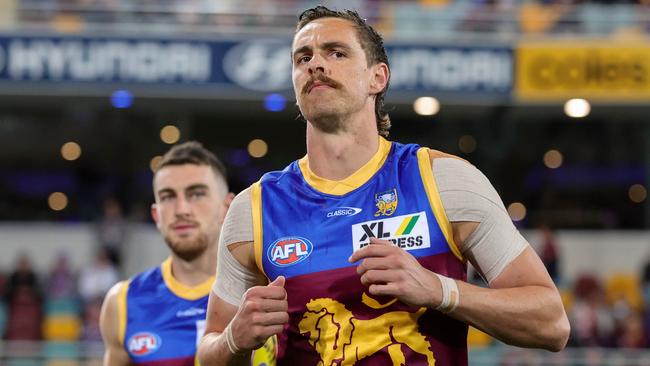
299, 136, 391, 195
161, 256, 214, 300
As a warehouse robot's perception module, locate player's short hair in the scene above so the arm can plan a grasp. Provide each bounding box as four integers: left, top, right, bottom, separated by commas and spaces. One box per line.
296, 6, 391, 137
155, 141, 227, 183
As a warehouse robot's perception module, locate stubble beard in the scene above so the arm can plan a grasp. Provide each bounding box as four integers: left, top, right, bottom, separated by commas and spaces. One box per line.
309, 110, 345, 134
164, 233, 209, 262
301, 90, 363, 135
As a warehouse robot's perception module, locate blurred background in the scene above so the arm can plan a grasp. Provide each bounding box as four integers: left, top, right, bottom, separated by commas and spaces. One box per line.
0, 0, 649, 364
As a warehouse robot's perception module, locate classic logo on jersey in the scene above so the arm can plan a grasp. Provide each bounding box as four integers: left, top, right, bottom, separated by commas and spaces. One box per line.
267, 237, 313, 267
177, 307, 205, 318
326, 206, 362, 218
352, 212, 430, 252
374, 188, 398, 217
127, 332, 161, 356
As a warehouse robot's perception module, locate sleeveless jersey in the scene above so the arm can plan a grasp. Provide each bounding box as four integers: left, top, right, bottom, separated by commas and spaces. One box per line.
119, 257, 211, 365
252, 137, 468, 365
119, 257, 276, 366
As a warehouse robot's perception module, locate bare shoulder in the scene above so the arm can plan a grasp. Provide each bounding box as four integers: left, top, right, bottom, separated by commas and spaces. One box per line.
102, 281, 124, 311
100, 280, 131, 364
100, 280, 129, 341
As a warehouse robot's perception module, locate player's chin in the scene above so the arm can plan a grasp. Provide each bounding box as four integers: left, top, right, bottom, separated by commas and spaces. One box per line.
170, 243, 208, 262
166, 234, 204, 251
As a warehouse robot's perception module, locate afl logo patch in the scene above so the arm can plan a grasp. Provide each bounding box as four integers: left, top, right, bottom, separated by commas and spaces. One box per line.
128, 332, 161, 356
267, 237, 313, 267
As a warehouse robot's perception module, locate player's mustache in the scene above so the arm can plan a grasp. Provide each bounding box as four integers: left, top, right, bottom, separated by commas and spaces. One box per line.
302, 74, 343, 95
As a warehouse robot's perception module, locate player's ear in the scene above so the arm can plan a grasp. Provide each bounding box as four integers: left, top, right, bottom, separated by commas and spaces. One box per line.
217, 192, 236, 228
369, 62, 389, 95
151, 203, 160, 224
223, 192, 235, 212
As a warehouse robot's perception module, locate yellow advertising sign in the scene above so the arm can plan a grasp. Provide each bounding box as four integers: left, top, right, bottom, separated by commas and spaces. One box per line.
516, 41, 650, 101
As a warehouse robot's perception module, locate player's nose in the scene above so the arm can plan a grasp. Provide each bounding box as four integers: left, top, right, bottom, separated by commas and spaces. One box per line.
307, 54, 326, 75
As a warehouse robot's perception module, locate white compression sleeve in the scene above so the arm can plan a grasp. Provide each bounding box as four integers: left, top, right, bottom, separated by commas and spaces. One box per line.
433, 158, 528, 284
212, 187, 260, 306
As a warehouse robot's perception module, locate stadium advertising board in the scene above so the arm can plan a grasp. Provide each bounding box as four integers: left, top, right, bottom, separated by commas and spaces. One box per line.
516, 41, 650, 101
388, 46, 512, 96
0, 35, 512, 101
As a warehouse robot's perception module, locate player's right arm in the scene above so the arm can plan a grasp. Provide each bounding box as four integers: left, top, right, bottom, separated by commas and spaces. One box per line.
99, 282, 131, 366
198, 242, 287, 366
198, 189, 288, 366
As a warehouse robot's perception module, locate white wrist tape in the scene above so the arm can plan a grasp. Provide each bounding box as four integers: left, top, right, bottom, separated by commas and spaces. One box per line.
224, 323, 244, 355
434, 273, 460, 314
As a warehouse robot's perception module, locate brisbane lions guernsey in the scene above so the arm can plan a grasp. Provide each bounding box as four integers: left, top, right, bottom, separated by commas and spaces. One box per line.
118, 257, 212, 365
252, 137, 468, 365
119, 258, 277, 366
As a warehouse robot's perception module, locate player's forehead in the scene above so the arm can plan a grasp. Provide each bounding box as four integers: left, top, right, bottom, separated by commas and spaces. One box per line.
153, 164, 217, 191
292, 17, 361, 52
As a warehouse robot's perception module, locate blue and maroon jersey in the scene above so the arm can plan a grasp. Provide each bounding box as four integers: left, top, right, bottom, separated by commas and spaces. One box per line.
118, 257, 212, 366
251, 137, 468, 365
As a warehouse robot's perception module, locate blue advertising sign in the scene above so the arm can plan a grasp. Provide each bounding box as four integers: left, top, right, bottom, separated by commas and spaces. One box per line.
0, 35, 512, 100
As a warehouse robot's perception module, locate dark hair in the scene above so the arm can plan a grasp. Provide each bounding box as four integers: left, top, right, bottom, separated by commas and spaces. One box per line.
155, 141, 227, 182
296, 6, 391, 137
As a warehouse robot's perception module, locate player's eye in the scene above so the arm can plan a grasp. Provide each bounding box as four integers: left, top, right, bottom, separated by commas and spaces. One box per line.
297, 55, 311, 64
159, 194, 174, 202
188, 191, 206, 200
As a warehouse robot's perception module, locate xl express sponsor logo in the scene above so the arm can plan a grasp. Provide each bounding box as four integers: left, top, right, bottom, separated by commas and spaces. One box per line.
128, 332, 161, 356
351, 212, 430, 252
267, 237, 313, 267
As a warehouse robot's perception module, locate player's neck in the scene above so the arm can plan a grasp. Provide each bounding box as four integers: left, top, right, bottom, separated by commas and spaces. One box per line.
169, 248, 216, 287
305, 114, 379, 181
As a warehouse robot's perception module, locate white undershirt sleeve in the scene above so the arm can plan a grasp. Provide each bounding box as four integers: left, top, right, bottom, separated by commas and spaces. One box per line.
432, 158, 528, 284
212, 187, 261, 306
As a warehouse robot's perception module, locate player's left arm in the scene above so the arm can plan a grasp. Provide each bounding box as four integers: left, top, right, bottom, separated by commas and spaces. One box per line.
450, 221, 570, 351
351, 235, 569, 351
349, 155, 570, 352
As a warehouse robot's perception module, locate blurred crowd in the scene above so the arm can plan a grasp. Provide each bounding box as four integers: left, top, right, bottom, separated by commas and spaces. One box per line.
0, 197, 126, 344
0, 248, 118, 343
3, 0, 650, 38
464, 226, 650, 349
538, 227, 650, 349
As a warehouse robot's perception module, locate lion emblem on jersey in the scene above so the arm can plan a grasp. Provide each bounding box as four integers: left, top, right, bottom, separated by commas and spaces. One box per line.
374, 189, 398, 217
298, 298, 435, 366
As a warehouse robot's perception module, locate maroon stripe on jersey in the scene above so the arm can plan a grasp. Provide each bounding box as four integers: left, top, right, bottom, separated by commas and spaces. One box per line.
277, 251, 467, 365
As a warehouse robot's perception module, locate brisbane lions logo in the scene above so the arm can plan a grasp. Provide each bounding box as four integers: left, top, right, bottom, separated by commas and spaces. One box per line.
298, 298, 435, 365
375, 189, 398, 217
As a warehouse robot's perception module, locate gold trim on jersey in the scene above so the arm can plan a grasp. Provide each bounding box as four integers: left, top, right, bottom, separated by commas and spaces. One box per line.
161, 257, 214, 300
298, 136, 392, 195
117, 279, 130, 346
251, 181, 266, 276
416, 148, 464, 261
